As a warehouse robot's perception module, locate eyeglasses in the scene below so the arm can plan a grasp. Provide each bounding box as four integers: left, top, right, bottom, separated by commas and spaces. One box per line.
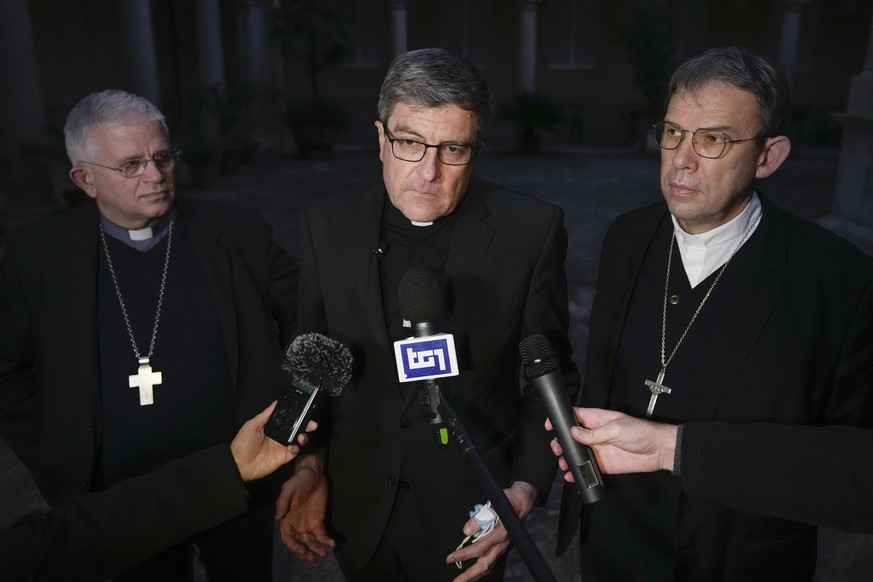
652, 121, 761, 159
383, 129, 477, 166
78, 148, 182, 178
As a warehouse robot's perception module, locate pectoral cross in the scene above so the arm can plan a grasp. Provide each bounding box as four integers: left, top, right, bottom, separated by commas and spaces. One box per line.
129, 357, 162, 406
644, 369, 672, 417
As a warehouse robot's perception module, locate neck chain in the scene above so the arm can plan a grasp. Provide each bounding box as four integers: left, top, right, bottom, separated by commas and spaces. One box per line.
99, 217, 175, 406
644, 214, 760, 417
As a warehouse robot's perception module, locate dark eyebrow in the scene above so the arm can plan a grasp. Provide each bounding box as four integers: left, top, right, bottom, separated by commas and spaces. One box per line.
388, 125, 475, 147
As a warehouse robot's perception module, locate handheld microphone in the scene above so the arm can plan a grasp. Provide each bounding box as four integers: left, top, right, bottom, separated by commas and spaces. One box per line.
395, 268, 458, 446
265, 333, 353, 445
519, 334, 604, 503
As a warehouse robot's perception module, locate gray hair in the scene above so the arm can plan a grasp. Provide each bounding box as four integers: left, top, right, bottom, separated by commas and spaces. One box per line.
666, 46, 790, 140
377, 48, 492, 143
64, 90, 168, 164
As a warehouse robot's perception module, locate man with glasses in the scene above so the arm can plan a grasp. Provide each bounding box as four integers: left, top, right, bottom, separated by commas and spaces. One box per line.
0, 90, 298, 580
555, 46, 873, 581
276, 48, 577, 581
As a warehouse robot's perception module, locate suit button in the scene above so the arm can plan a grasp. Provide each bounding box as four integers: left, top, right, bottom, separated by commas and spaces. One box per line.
400, 420, 411, 430
388, 475, 397, 486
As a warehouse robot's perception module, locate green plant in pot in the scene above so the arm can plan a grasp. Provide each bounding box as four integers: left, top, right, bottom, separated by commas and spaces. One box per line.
498, 93, 566, 154
273, 0, 353, 159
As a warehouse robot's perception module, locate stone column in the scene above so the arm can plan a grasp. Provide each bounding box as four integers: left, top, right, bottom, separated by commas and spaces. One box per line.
390, 1, 409, 56
517, 0, 542, 93
776, 0, 812, 93
195, 0, 226, 91
821, 7, 873, 254
118, 0, 161, 105
0, 0, 61, 229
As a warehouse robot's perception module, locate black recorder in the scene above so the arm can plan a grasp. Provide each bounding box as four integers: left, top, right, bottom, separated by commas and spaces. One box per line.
266, 333, 353, 445
266, 377, 322, 445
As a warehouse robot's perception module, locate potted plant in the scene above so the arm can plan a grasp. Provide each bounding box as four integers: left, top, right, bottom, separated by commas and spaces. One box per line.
498, 93, 566, 154
273, 0, 353, 159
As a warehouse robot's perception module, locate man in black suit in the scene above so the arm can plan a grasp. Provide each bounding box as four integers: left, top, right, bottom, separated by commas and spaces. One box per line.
0, 90, 297, 580
556, 46, 873, 581
274, 48, 578, 581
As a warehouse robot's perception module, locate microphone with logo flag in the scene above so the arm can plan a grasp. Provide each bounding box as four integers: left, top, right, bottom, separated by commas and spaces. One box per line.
395, 268, 459, 446
265, 333, 353, 445
394, 269, 557, 582
520, 334, 604, 503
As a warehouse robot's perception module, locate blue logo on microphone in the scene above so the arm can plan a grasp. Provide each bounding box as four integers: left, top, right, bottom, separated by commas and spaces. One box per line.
394, 334, 459, 382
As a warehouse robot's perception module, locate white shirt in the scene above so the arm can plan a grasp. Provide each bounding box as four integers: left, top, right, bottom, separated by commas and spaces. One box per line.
670, 193, 762, 288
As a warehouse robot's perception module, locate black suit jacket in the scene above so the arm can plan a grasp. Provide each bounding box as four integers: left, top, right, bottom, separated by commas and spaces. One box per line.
558, 194, 873, 580
297, 180, 579, 568
0, 197, 298, 505
0, 444, 248, 581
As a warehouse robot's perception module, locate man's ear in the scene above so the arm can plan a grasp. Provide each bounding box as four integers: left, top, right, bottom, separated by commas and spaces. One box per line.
69, 166, 98, 199
755, 135, 791, 179
375, 120, 386, 163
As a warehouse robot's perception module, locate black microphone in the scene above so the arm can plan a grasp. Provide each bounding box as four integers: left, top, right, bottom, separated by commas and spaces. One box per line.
398, 268, 449, 446
519, 334, 604, 503
265, 333, 353, 445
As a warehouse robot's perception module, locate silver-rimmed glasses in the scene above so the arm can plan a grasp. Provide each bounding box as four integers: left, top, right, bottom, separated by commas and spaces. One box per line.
652, 121, 761, 159
79, 148, 182, 178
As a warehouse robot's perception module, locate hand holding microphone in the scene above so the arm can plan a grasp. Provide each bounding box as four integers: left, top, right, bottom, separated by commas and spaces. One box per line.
265, 333, 353, 446
520, 334, 604, 504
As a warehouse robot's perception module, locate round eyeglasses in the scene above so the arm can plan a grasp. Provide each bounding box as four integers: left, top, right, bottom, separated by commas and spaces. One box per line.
384, 129, 477, 166
652, 121, 762, 159
79, 148, 182, 179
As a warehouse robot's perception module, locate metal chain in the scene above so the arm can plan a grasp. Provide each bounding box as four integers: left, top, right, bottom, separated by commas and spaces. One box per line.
98, 217, 174, 361
660, 214, 760, 370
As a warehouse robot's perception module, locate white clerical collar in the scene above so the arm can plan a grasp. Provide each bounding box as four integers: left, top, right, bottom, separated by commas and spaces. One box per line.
670, 193, 762, 288
411, 220, 434, 227
100, 208, 176, 253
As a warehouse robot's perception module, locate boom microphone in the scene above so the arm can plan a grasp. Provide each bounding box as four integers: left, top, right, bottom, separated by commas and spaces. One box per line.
519, 334, 604, 504
265, 333, 353, 445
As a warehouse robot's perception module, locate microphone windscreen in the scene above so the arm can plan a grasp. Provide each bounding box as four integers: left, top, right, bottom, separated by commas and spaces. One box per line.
398, 268, 442, 322
282, 333, 353, 397
519, 334, 559, 377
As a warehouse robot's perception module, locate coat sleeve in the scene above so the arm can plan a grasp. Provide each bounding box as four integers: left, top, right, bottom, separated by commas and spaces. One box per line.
0, 444, 249, 581
681, 421, 873, 533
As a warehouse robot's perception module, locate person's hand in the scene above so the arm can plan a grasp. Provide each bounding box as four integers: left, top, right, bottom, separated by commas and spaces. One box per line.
230, 401, 317, 481
444, 481, 537, 582
546, 407, 677, 476
274, 454, 336, 562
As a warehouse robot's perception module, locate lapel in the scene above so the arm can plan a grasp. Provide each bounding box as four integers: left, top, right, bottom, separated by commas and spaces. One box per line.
444, 181, 494, 282
355, 186, 392, 348
587, 205, 665, 407
175, 198, 241, 387
53, 204, 101, 408
692, 196, 787, 418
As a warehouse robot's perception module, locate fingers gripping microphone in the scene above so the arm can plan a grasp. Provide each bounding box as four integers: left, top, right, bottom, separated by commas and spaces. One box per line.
520, 335, 604, 503
395, 268, 459, 447
265, 333, 353, 445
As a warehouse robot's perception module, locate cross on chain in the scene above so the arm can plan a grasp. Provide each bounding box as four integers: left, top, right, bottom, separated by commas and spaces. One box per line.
129, 357, 162, 406
644, 369, 672, 417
